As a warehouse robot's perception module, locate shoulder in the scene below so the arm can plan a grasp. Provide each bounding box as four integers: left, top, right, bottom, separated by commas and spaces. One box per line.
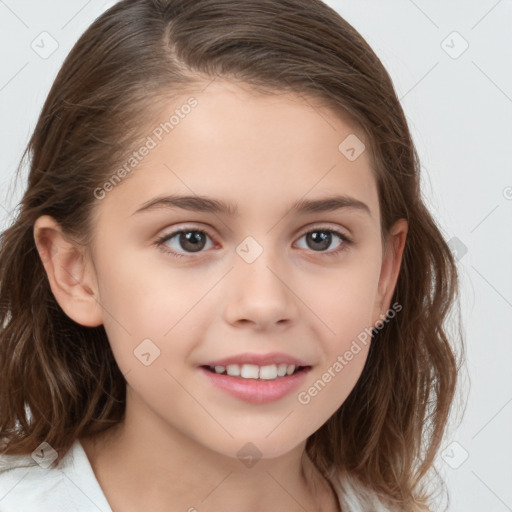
0, 448, 67, 511
0, 439, 112, 512
328, 469, 426, 512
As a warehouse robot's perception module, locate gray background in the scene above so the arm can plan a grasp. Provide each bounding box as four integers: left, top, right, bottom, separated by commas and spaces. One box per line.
1, 0, 511, 510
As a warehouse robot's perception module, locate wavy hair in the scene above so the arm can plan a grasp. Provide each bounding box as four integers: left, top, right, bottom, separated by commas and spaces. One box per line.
0, 1, 464, 510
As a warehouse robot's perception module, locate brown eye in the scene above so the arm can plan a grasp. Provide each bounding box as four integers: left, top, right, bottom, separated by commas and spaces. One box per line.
305, 230, 333, 251
296, 228, 350, 254
176, 231, 208, 252
155, 229, 214, 257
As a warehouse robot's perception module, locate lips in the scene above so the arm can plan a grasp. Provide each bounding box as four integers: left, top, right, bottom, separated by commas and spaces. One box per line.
197, 352, 313, 403
199, 363, 311, 404
199, 351, 310, 368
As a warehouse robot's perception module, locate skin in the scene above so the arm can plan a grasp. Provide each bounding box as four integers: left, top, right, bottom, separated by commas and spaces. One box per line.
34, 80, 407, 512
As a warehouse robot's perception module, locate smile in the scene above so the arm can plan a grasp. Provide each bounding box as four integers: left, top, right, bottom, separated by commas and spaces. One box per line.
199, 364, 312, 404
203, 363, 306, 380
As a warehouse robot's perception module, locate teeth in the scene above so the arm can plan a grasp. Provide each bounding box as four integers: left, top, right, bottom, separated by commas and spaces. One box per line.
259, 365, 277, 380
210, 363, 301, 380
226, 364, 240, 376
277, 363, 288, 377
240, 364, 259, 379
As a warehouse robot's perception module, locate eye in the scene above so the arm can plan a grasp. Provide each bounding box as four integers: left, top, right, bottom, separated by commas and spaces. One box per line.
155, 228, 214, 258
154, 225, 352, 259
295, 227, 352, 256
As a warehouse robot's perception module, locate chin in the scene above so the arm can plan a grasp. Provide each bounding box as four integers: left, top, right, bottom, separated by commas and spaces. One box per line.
212, 434, 305, 464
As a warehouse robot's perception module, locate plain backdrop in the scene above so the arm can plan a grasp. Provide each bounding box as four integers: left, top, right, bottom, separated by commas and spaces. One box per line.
1, 1, 511, 510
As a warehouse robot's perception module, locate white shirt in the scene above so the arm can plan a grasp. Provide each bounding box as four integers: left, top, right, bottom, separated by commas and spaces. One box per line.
0, 439, 112, 511
0, 439, 393, 511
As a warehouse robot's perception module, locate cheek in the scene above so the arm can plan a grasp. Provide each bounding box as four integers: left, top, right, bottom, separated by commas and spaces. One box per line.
295, 250, 380, 407
298, 342, 370, 411
93, 247, 211, 376
297, 278, 376, 423
307, 250, 382, 339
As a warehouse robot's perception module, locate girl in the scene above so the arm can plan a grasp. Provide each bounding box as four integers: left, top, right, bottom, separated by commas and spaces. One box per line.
0, 0, 463, 510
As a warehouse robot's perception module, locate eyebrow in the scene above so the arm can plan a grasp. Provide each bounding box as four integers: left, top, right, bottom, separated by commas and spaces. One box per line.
131, 194, 371, 217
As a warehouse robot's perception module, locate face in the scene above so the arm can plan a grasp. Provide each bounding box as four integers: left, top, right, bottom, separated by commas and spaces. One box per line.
52, 81, 406, 460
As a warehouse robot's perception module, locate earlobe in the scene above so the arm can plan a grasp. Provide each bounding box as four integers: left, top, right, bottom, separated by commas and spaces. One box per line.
33, 215, 103, 327
372, 218, 408, 325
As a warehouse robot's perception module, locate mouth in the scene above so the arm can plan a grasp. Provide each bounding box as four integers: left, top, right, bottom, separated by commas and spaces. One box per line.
201, 363, 310, 381
198, 362, 312, 404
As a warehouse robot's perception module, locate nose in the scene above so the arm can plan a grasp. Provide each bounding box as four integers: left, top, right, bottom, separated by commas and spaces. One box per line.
222, 247, 299, 330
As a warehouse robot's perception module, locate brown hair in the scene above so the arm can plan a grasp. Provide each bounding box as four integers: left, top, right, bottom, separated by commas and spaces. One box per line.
0, 0, 464, 509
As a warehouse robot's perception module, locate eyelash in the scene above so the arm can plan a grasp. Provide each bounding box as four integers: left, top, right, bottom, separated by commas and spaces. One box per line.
154, 225, 353, 260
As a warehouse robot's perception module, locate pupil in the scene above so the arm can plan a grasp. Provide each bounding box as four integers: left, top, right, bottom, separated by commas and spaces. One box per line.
178, 231, 331, 253
180, 231, 206, 252
308, 231, 331, 251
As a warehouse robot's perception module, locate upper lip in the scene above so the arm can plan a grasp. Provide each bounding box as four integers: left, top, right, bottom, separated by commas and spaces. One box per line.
200, 352, 311, 368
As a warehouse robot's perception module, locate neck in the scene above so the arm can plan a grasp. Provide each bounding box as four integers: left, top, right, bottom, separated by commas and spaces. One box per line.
81, 389, 339, 512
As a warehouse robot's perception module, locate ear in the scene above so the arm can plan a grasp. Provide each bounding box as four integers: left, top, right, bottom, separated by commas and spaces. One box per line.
33, 215, 103, 327
372, 218, 408, 326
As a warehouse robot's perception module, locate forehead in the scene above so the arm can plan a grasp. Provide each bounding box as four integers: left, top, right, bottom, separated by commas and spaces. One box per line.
96, 80, 378, 222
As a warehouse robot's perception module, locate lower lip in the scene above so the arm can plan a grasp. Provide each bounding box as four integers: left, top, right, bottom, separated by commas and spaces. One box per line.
199, 366, 311, 404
